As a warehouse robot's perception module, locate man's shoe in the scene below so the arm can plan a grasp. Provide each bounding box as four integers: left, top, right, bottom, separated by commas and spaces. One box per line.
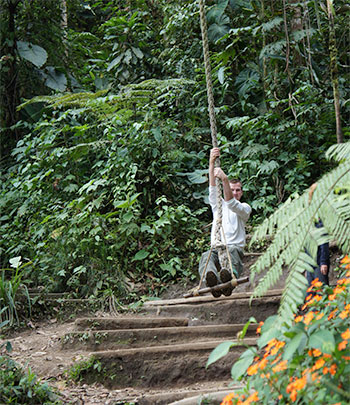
220, 269, 234, 297
206, 271, 221, 298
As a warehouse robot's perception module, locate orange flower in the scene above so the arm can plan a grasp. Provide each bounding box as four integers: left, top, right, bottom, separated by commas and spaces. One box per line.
304, 311, 314, 325
341, 328, 350, 340
312, 358, 325, 371
312, 349, 322, 357
323, 367, 329, 375
342, 356, 350, 360
329, 364, 337, 375
259, 357, 268, 370
241, 391, 259, 405
311, 278, 323, 287
340, 255, 350, 265
338, 278, 350, 285
272, 360, 288, 373
333, 285, 346, 294
338, 341, 348, 351
221, 392, 237, 405
286, 375, 307, 398
315, 312, 325, 321
328, 309, 337, 320
290, 390, 297, 402
247, 363, 259, 376
311, 372, 320, 382
339, 310, 349, 320
328, 294, 336, 301
256, 321, 264, 334
295, 315, 303, 323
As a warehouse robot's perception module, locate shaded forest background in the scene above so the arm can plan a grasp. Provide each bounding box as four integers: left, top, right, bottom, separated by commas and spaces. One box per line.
1, 0, 349, 303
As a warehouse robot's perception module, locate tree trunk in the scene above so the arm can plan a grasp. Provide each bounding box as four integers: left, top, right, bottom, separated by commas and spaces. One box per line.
60, 0, 68, 59
326, 0, 343, 144
0, 0, 20, 161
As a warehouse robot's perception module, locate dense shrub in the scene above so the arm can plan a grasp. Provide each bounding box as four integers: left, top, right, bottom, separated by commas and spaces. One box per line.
217, 256, 350, 405
0, 344, 60, 404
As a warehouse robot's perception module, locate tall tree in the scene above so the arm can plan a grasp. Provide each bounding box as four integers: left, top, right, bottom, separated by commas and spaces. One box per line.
326, 0, 343, 143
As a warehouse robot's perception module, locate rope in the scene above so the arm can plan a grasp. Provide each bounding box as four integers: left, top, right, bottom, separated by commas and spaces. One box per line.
198, 0, 234, 285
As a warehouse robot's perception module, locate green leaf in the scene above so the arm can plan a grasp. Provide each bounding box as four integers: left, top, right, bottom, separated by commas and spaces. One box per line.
283, 332, 305, 361
309, 329, 335, 354
17, 41, 47, 67
131, 46, 144, 59
218, 67, 225, 84
206, 340, 235, 368
107, 54, 123, 71
133, 250, 149, 261
44, 67, 67, 92
231, 348, 256, 380
258, 326, 281, 349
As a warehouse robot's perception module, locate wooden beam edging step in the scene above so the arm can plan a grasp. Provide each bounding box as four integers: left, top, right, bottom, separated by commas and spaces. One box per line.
63, 323, 258, 350
90, 337, 257, 359
143, 289, 283, 307
138, 385, 242, 405
74, 316, 189, 330
167, 390, 238, 405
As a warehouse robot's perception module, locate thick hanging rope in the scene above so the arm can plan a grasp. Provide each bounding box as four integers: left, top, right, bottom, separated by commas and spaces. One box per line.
197, 0, 236, 289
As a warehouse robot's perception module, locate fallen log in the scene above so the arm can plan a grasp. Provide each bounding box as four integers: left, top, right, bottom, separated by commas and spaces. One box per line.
183, 276, 249, 298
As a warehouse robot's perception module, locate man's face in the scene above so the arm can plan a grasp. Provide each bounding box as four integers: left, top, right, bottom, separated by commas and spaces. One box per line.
230, 182, 243, 201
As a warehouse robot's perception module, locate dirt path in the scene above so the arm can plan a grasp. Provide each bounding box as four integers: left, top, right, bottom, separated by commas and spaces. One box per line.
3, 317, 237, 404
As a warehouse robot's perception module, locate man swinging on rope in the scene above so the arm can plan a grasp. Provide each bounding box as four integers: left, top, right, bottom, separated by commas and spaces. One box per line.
198, 147, 252, 297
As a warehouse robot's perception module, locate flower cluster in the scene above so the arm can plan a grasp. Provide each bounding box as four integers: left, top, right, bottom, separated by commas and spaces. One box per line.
221, 255, 350, 405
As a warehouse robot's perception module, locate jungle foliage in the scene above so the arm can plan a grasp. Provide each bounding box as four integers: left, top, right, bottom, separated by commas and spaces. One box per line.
0, 0, 350, 308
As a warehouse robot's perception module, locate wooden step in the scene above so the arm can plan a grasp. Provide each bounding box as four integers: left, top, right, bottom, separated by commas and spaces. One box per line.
74, 316, 189, 330
137, 383, 241, 405
62, 323, 258, 350
142, 295, 280, 325
80, 338, 257, 388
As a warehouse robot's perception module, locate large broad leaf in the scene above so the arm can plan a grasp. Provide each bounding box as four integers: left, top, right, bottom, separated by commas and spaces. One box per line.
206, 340, 235, 368
17, 41, 47, 67
133, 250, 150, 261
208, 19, 230, 43
207, 0, 229, 23
44, 67, 67, 92
283, 332, 305, 361
309, 329, 335, 354
231, 347, 257, 380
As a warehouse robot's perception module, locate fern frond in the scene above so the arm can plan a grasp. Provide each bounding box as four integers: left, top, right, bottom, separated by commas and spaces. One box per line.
259, 40, 286, 59
17, 79, 194, 119
326, 142, 350, 162
261, 17, 283, 33
250, 142, 350, 322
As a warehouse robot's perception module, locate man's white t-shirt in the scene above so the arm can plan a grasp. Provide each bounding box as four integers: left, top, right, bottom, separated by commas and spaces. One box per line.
209, 185, 251, 248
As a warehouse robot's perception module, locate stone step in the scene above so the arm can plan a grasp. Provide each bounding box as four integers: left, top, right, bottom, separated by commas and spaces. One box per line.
62, 323, 258, 350
84, 338, 257, 388
74, 316, 189, 330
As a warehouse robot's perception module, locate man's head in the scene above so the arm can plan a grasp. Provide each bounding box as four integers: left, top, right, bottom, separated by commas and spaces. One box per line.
229, 178, 243, 201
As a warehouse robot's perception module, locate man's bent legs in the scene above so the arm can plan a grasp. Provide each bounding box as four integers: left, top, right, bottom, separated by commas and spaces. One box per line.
227, 245, 244, 278
198, 250, 220, 287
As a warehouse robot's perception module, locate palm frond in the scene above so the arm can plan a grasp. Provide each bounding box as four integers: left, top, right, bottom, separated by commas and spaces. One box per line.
250, 142, 350, 322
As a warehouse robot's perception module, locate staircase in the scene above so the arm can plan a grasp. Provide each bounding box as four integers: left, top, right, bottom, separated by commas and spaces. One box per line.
61, 289, 282, 405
